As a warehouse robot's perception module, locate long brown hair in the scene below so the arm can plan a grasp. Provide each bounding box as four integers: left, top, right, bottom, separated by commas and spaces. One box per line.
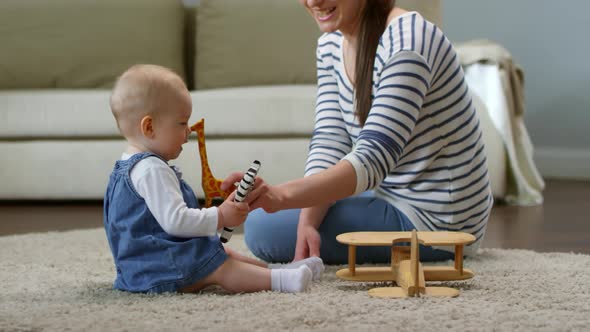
355, 0, 394, 126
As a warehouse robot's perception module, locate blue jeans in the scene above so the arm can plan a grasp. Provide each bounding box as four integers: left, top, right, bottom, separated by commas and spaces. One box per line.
244, 191, 454, 264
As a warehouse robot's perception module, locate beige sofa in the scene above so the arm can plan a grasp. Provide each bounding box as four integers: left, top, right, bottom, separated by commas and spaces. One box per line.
0, 0, 505, 200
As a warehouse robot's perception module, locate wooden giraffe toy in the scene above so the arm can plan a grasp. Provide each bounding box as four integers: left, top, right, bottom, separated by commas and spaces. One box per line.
190, 118, 233, 207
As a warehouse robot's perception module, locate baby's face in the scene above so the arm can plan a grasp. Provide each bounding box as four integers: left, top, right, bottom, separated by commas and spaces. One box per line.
150, 90, 192, 161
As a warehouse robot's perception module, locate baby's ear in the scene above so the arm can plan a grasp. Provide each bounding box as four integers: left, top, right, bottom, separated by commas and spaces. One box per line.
140, 115, 155, 138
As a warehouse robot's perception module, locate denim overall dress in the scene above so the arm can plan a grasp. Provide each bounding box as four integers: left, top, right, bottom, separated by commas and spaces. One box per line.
103, 152, 227, 293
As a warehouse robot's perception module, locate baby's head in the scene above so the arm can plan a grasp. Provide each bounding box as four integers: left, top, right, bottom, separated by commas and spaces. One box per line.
110, 64, 192, 161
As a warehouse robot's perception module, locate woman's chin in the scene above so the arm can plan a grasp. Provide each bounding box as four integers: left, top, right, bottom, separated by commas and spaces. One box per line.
317, 23, 339, 33
313, 17, 340, 33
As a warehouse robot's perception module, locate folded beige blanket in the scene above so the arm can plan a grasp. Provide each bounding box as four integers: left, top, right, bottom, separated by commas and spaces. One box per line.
457, 39, 545, 205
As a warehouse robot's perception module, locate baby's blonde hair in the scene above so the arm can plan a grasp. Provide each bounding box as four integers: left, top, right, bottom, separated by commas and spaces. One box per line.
110, 64, 187, 137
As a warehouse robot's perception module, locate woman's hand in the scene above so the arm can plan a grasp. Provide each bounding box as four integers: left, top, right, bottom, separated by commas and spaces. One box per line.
249, 184, 286, 213
221, 172, 283, 212
293, 223, 321, 261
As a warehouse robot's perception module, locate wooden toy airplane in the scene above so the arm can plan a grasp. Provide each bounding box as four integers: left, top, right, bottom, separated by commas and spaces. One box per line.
336, 230, 476, 298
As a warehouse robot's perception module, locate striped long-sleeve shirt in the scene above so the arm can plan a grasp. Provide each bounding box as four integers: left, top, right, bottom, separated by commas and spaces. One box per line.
305, 12, 492, 254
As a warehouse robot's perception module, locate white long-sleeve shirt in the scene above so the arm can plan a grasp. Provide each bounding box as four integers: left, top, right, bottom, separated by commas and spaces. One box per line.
307, 12, 493, 253
122, 153, 218, 238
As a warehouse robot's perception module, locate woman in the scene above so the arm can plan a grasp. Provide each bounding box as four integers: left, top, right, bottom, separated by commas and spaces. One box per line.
222, 0, 492, 264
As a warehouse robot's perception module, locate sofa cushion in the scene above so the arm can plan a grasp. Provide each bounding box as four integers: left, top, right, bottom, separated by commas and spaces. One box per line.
194, 0, 441, 90
194, 0, 320, 90
0, 138, 310, 199
0, 90, 117, 137
0, 0, 185, 89
0, 86, 316, 138
191, 86, 315, 136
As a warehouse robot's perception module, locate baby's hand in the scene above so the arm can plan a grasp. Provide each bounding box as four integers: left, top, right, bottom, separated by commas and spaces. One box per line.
217, 191, 249, 229
221, 172, 269, 210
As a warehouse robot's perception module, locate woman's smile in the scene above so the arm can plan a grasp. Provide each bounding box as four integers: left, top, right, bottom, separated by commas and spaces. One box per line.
316, 7, 336, 21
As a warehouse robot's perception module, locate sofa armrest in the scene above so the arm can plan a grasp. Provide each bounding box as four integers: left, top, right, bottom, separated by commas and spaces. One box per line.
0, 0, 185, 89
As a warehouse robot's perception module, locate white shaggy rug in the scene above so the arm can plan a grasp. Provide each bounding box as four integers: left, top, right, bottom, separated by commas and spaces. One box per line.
1, 228, 589, 331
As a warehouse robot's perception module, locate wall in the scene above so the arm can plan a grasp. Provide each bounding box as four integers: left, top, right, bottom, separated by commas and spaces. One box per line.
443, 1, 590, 179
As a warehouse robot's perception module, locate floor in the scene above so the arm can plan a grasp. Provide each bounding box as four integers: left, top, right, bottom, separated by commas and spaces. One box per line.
0, 179, 588, 254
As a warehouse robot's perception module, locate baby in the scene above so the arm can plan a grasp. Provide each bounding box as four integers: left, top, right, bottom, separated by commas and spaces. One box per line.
103, 64, 324, 293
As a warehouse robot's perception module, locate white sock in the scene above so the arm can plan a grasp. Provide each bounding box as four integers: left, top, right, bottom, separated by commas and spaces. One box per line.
268, 257, 325, 281
270, 265, 312, 293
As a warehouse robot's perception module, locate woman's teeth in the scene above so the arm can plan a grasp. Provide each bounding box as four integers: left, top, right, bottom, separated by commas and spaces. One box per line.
318, 7, 336, 19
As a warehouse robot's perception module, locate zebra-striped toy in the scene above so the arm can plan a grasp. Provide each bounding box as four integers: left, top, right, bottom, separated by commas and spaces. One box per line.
220, 160, 261, 243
